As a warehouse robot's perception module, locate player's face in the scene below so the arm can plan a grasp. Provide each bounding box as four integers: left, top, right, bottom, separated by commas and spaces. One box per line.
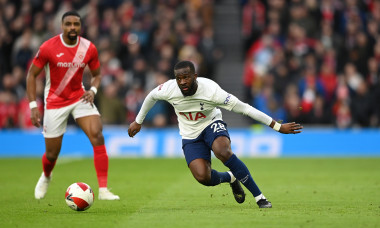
62, 16, 81, 42
174, 67, 198, 96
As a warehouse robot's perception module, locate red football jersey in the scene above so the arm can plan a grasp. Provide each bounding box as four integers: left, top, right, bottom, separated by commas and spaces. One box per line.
33, 34, 100, 109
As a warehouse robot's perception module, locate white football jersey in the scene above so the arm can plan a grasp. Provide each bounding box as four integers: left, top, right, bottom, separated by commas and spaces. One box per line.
136, 77, 238, 139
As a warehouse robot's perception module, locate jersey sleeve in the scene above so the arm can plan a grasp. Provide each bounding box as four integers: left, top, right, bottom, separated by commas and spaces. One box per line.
211, 82, 238, 111
153, 81, 172, 100
87, 43, 100, 70
135, 82, 171, 124
232, 99, 272, 126
32, 45, 49, 69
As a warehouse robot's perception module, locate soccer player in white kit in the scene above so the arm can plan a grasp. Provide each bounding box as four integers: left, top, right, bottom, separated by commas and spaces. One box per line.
128, 61, 303, 208
26, 11, 119, 200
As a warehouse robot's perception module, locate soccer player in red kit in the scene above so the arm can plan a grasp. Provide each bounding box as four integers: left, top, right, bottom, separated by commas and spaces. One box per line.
26, 11, 119, 200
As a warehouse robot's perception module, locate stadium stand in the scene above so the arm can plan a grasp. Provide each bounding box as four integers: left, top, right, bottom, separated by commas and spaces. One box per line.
0, 0, 379, 129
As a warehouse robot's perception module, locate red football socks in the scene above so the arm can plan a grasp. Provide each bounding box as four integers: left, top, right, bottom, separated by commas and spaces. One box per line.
93, 145, 108, 188
42, 153, 56, 177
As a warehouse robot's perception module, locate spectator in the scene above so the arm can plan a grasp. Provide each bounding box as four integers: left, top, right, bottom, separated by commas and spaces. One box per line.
350, 81, 374, 127
98, 81, 126, 125
319, 61, 338, 105
307, 94, 333, 124
241, 0, 266, 52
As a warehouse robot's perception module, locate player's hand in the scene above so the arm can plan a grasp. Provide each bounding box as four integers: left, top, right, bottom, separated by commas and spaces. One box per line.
128, 121, 141, 137
279, 122, 303, 134
30, 108, 41, 128
81, 90, 95, 104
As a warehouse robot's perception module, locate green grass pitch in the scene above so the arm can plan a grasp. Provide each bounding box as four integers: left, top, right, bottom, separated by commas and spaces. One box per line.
0, 158, 379, 228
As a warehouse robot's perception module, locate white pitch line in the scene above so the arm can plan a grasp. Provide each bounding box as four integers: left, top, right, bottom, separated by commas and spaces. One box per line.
56, 157, 85, 165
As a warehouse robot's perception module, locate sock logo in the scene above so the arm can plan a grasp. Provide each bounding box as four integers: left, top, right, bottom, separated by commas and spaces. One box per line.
240, 175, 249, 184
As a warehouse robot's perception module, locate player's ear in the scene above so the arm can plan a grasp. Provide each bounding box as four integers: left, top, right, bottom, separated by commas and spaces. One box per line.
194, 73, 198, 79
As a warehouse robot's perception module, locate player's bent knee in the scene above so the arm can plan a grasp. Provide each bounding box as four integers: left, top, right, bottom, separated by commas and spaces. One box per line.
45, 151, 59, 161
93, 131, 104, 140
192, 171, 212, 186
89, 131, 105, 146
214, 143, 230, 153
214, 150, 233, 163
212, 138, 232, 155
195, 176, 213, 186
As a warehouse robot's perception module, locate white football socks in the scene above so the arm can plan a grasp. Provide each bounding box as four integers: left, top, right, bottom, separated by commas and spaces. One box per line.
255, 193, 266, 202
227, 171, 236, 183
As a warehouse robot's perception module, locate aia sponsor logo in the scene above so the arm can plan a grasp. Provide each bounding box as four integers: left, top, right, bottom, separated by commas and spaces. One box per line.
179, 112, 206, 121
57, 62, 86, 68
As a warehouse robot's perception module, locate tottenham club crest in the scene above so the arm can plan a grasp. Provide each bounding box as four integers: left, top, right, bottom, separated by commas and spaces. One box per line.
200, 102, 204, 110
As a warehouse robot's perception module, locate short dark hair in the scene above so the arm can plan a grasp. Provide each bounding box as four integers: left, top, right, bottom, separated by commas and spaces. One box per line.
62, 11, 81, 22
174, 61, 195, 74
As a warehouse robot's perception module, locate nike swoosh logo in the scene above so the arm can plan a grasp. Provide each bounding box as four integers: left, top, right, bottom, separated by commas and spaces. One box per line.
172, 103, 179, 105
56, 53, 64, 57
240, 175, 249, 184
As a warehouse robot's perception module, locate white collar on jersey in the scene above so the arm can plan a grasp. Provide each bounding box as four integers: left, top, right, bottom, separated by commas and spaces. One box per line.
60, 33, 79, 47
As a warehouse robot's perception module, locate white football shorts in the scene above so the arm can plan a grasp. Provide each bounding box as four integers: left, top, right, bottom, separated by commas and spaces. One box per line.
42, 100, 100, 138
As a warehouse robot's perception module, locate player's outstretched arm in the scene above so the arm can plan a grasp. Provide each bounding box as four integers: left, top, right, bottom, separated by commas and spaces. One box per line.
128, 89, 159, 138
269, 120, 303, 134
128, 121, 141, 137
231, 99, 303, 134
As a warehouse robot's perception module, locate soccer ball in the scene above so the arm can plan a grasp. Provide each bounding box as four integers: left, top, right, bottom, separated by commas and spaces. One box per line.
65, 182, 94, 211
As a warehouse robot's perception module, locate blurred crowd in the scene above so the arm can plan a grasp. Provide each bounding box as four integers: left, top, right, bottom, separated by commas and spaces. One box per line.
1, 0, 379, 130
241, 0, 380, 128
0, 0, 219, 129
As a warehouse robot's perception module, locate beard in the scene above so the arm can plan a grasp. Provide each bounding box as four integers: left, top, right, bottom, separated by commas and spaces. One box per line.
68, 31, 78, 41
180, 80, 197, 96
